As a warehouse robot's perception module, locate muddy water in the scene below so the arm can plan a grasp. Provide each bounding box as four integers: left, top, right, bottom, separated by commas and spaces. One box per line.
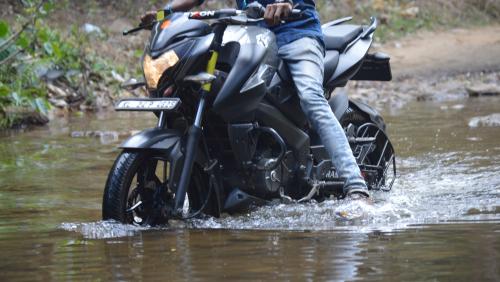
0, 97, 499, 281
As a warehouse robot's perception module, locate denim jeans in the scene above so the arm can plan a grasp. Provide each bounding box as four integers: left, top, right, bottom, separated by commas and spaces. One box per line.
277, 37, 369, 196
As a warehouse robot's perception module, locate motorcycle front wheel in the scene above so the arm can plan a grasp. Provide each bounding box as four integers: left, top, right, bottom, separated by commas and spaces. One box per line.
102, 150, 216, 225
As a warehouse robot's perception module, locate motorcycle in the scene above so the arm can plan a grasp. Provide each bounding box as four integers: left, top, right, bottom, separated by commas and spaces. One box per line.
102, 2, 396, 225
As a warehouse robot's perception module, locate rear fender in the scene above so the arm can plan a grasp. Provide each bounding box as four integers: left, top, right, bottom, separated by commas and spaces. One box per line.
349, 100, 386, 131
330, 93, 386, 131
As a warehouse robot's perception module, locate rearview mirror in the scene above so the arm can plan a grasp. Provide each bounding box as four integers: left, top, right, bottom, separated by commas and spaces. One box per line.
121, 78, 146, 90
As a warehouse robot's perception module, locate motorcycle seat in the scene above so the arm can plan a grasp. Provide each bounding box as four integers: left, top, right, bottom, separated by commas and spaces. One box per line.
323, 24, 363, 51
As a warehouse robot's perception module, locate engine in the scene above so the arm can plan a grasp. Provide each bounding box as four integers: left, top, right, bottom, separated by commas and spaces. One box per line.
227, 123, 291, 198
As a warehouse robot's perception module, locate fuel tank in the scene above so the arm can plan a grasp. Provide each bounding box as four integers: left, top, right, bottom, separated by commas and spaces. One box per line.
212, 26, 279, 122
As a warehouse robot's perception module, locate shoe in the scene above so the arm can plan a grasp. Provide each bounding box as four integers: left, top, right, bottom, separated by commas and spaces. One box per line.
346, 190, 372, 204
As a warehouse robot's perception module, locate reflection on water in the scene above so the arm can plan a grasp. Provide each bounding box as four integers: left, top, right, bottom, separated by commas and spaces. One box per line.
0, 97, 499, 280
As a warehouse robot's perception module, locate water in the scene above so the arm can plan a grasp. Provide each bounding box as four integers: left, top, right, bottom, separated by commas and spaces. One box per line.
0, 97, 499, 281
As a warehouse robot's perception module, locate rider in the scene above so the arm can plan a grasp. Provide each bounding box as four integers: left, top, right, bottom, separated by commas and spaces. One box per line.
142, 0, 370, 200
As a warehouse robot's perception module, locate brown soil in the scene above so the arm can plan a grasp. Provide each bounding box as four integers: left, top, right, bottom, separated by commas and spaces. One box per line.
377, 25, 500, 79
346, 25, 500, 109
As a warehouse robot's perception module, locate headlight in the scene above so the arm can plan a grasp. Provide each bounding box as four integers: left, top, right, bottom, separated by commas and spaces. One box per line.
143, 50, 179, 89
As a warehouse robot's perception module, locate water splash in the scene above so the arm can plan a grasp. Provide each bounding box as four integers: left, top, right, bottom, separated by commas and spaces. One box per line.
189, 152, 499, 232
468, 113, 500, 127
60, 220, 152, 239
61, 152, 499, 239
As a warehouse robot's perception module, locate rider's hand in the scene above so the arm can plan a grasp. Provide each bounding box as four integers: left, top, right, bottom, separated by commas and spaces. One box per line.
264, 2, 293, 26
141, 10, 157, 27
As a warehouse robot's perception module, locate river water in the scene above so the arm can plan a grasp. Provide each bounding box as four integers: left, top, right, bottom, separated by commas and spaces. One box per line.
0, 96, 498, 281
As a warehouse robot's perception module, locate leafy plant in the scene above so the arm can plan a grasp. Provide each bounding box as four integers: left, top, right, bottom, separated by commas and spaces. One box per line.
0, 0, 55, 128
0, 0, 128, 129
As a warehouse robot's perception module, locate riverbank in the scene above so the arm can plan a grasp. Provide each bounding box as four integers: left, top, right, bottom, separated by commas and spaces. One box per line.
1, 1, 499, 129
346, 25, 500, 109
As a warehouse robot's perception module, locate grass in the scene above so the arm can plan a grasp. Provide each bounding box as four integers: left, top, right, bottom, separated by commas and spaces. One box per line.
315, 0, 499, 42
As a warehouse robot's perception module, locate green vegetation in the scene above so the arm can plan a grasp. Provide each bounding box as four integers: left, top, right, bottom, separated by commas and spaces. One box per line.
1, 0, 498, 129
0, 1, 53, 128
315, 0, 500, 42
0, 0, 128, 129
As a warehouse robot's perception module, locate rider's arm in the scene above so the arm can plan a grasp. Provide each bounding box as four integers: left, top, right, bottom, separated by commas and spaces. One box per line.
164, 0, 204, 12
141, 0, 203, 25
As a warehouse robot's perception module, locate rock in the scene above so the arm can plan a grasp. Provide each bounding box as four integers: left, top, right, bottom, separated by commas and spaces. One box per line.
47, 83, 74, 99
468, 113, 500, 128
466, 83, 500, 97
111, 70, 125, 83
44, 69, 65, 81
400, 6, 419, 18
4, 106, 49, 126
95, 91, 113, 109
82, 23, 105, 37
48, 98, 68, 109
379, 14, 390, 25
70, 130, 130, 144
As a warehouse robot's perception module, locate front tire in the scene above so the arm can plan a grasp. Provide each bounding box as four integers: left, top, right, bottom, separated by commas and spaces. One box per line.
102, 150, 218, 225
102, 151, 157, 224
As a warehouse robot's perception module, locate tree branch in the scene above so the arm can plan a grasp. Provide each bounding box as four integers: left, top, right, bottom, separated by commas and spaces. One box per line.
0, 0, 48, 53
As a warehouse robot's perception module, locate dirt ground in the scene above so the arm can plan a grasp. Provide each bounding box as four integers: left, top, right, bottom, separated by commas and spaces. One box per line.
377, 25, 500, 79
344, 25, 500, 109
3, 0, 499, 109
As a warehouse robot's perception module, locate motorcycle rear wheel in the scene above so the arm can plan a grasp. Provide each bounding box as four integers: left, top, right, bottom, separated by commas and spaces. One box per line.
102, 150, 216, 225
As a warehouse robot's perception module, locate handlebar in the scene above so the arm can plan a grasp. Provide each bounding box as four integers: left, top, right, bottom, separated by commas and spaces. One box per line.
123, 2, 303, 36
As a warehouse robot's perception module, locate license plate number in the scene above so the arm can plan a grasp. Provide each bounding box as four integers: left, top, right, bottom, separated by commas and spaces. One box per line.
115, 98, 181, 111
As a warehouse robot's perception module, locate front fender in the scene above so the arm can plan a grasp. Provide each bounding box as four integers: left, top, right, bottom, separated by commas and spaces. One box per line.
120, 128, 182, 150
120, 128, 222, 213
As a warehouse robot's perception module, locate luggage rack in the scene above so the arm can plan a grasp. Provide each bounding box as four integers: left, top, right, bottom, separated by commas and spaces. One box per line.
352, 123, 397, 191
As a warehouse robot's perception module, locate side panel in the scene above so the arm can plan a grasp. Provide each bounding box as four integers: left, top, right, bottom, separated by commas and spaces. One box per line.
329, 92, 349, 121
256, 102, 310, 164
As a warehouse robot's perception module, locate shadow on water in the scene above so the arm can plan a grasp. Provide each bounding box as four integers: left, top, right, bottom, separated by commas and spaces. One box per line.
0, 97, 499, 280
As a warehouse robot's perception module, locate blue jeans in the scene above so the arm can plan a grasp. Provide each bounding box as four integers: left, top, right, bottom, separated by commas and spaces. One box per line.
278, 37, 369, 196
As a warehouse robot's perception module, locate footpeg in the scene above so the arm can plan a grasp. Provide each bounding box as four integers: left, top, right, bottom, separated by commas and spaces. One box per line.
348, 137, 376, 144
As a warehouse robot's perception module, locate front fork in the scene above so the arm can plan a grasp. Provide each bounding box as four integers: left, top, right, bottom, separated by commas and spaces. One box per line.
172, 49, 220, 215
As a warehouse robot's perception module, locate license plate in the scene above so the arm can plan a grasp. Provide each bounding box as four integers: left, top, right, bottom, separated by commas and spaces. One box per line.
115, 98, 181, 111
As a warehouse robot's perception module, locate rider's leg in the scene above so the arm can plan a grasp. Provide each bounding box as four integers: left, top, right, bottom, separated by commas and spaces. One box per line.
277, 37, 369, 197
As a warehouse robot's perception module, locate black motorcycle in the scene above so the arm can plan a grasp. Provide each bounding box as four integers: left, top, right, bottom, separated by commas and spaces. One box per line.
102, 3, 396, 225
